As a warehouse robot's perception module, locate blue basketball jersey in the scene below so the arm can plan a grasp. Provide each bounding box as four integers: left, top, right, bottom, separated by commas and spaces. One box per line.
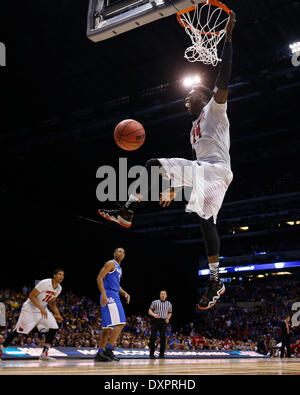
103, 260, 122, 293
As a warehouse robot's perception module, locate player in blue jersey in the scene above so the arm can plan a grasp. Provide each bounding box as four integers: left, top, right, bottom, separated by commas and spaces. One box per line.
94, 247, 130, 362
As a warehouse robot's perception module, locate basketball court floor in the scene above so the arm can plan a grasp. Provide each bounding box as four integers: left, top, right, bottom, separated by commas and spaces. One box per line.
1, 358, 300, 375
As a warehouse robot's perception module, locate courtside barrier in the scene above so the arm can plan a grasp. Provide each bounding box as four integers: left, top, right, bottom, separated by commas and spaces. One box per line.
1, 347, 268, 360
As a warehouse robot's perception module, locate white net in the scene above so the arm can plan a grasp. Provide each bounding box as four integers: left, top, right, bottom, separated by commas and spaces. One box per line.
178, 1, 230, 66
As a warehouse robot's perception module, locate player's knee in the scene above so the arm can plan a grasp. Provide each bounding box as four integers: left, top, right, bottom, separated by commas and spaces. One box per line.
101, 328, 112, 338
115, 323, 125, 330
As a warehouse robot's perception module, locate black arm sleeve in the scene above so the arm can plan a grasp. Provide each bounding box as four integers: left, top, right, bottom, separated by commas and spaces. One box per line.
215, 41, 233, 90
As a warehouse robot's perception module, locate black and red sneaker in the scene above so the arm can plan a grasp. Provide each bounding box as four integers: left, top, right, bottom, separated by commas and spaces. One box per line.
198, 280, 225, 310
97, 206, 133, 228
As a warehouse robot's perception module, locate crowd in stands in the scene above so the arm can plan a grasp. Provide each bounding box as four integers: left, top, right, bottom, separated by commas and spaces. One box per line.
1, 275, 299, 356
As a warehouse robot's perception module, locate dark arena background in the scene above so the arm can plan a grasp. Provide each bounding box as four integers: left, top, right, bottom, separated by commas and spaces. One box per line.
0, 0, 300, 378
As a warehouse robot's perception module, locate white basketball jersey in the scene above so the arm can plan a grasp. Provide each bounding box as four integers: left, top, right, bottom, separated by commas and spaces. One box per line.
190, 97, 231, 170
23, 279, 62, 310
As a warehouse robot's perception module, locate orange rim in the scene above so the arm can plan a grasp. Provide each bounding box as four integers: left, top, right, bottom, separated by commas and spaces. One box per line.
177, 0, 230, 35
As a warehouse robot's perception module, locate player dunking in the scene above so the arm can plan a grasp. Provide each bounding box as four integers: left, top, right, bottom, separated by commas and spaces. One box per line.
0, 269, 64, 361
94, 247, 130, 362
98, 12, 236, 310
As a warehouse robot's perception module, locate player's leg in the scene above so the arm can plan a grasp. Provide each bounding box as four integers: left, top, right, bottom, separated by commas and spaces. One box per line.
102, 296, 127, 361
103, 323, 125, 361
159, 320, 167, 358
0, 329, 19, 359
200, 216, 221, 281
37, 309, 59, 361
125, 158, 163, 209
98, 158, 162, 227
98, 327, 112, 349
38, 328, 58, 361
198, 217, 225, 310
98, 157, 193, 227
149, 318, 159, 358
95, 327, 113, 362
95, 294, 126, 362
0, 306, 37, 359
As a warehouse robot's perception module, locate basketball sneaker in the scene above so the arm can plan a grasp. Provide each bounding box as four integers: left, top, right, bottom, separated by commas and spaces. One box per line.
94, 351, 111, 362
103, 348, 120, 362
198, 280, 225, 310
98, 206, 133, 228
39, 350, 56, 361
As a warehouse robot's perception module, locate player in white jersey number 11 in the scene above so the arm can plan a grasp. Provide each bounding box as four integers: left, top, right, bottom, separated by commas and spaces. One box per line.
0, 269, 64, 361
98, 12, 237, 310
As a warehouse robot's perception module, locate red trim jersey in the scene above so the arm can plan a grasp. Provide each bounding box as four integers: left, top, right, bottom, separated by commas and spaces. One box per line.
23, 279, 62, 311
190, 97, 231, 170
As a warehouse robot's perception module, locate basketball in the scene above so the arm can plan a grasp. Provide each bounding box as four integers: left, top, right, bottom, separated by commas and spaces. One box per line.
114, 119, 146, 151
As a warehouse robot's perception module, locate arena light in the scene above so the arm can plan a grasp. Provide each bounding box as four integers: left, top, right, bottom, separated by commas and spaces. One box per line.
199, 269, 210, 276
290, 42, 300, 54
234, 266, 255, 272
198, 261, 300, 276
183, 75, 201, 87
219, 267, 228, 274
274, 262, 285, 269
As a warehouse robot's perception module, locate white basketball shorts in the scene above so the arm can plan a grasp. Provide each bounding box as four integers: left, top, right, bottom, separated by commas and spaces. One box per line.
159, 158, 233, 223
15, 304, 58, 334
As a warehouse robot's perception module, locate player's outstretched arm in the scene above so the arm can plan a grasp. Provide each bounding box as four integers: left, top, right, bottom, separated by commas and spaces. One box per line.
214, 10, 236, 104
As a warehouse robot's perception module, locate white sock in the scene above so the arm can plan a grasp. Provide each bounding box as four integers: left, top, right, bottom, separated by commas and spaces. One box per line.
209, 262, 219, 281
128, 194, 139, 202
125, 194, 139, 208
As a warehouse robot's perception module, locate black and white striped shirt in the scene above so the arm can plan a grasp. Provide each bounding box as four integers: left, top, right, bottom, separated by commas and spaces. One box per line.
149, 299, 172, 319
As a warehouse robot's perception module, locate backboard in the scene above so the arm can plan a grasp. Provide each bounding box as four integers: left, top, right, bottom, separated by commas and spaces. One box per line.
87, 0, 197, 42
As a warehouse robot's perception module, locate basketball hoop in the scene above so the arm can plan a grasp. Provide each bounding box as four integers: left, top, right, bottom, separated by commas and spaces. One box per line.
177, 0, 230, 66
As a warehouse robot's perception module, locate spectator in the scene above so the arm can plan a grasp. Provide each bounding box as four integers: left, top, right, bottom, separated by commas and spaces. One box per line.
24, 337, 37, 347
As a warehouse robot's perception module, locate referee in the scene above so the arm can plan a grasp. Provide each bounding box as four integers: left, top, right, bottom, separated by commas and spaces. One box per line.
148, 290, 172, 359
